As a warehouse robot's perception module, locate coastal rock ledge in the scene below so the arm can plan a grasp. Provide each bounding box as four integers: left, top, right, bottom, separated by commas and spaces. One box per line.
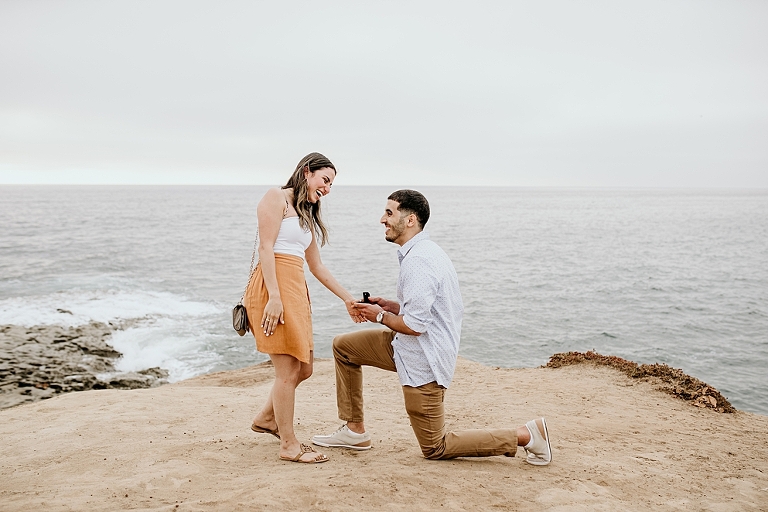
0, 322, 168, 410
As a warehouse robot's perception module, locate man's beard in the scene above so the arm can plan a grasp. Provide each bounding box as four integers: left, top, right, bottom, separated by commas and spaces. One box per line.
385, 218, 406, 243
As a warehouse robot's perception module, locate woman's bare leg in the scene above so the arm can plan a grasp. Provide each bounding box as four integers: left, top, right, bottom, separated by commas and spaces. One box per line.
253, 351, 314, 432
266, 353, 325, 462
252, 388, 277, 431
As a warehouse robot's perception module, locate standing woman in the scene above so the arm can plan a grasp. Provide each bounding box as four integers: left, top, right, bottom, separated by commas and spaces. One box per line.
245, 152, 362, 463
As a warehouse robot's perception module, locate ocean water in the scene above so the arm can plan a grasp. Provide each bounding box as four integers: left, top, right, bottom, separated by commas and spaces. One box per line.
1, 186, 766, 416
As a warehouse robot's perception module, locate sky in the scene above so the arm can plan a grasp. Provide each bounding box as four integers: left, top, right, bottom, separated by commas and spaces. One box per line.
1, 0, 767, 187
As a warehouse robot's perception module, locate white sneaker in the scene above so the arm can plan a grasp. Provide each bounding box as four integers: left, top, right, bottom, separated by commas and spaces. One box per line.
312, 424, 372, 450
524, 418, 552, 466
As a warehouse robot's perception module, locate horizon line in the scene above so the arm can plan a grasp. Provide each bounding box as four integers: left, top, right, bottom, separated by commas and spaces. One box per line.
1, 183, 767, 191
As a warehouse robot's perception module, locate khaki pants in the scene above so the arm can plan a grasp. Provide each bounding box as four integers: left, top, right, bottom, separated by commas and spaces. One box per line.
333, 329, 518, 460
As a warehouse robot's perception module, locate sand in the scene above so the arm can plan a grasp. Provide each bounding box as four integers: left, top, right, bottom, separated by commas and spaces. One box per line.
1, 356, 767, 511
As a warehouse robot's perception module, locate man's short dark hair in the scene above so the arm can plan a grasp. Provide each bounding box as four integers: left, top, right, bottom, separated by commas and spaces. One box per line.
388, 189, 430, 229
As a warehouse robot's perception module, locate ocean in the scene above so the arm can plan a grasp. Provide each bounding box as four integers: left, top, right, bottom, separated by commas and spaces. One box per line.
1, 185, 766, 416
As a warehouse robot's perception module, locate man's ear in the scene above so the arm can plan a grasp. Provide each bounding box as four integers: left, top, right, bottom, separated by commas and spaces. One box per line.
407, 213, 418, 227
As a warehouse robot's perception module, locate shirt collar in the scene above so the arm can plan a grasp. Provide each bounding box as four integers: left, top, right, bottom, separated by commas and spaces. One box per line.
397, 230, 430, 264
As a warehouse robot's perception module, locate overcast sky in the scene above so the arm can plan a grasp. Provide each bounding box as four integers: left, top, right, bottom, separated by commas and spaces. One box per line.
1, 1, 766, 186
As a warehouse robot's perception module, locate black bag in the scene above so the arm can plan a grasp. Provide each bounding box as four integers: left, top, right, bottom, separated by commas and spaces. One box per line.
232, 303, 248, 336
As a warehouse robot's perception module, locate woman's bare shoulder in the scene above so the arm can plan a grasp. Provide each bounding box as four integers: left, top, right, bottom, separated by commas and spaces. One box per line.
258, 188, 287, 209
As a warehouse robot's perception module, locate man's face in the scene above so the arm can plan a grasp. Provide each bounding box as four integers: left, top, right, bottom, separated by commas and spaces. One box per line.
381, 199, 408, 244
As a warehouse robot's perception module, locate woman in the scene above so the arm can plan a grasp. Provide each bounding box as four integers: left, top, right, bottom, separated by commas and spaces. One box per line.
244, 152, 362, 463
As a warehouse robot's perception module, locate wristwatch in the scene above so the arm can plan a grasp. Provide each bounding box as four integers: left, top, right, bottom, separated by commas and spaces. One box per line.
376, 310, 385, 324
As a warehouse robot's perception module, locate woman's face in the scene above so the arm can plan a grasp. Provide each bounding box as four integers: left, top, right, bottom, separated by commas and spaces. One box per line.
304, 166, 336, 203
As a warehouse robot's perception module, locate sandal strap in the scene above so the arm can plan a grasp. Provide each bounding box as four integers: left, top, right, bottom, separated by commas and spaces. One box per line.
301, 443, 328, 462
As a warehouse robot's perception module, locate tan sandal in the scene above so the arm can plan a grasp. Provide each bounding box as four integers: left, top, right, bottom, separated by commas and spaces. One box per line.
251, 422, 280, 440
280, 443, 329, 464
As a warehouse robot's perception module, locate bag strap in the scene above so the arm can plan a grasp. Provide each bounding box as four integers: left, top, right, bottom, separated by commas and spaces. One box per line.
240, 231, 258, 304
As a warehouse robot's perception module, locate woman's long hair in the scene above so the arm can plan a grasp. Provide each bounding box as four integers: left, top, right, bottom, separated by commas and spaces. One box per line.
282, 152, 336, 246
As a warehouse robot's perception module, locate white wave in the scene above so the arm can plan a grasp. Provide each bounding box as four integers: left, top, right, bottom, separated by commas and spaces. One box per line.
109, 318, 221, 383
0, 288, 231, 383
0, 289, 219, 327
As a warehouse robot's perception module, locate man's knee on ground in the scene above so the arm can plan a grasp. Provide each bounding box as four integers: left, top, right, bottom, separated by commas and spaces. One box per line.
404, 400, 447, 460
420, 443, 446, 460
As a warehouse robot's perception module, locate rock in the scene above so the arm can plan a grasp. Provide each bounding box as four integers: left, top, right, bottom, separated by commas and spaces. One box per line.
0, 322, 169, 410
108, 373, 159, 389
138, 367, 170, 379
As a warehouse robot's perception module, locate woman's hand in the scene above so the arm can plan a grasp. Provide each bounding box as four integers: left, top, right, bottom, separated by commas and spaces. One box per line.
261, 298, 284, 336
345, 298, 367, 323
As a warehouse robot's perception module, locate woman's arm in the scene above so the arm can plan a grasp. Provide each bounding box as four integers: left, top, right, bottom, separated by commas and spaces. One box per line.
256, 188, 287, 336
304, 236, 365, 323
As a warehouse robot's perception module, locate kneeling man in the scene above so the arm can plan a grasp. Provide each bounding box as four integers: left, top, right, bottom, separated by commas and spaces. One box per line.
312, 189, 552, 464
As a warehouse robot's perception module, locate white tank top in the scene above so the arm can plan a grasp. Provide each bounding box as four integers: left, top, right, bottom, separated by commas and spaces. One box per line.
272, 216, 312, 258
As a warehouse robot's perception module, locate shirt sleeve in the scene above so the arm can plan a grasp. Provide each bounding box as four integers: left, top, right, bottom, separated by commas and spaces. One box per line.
400, 254, 439, 333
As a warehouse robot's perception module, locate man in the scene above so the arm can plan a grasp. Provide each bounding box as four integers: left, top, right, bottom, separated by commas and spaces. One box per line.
312, 189, 552, 464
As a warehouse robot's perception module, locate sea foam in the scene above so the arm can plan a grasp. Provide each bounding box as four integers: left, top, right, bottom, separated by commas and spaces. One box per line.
0, 289, 217, 327
0, 289, 227, 382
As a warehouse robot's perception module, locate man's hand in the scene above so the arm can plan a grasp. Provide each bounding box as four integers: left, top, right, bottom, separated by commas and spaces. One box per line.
352, 303, 383, 323
368, 296, 400, 315
352, 302, 421, 336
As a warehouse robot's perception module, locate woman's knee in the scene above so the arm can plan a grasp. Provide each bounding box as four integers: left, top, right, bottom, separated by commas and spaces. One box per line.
297, 364, 313, 383
271, 355, 303, 386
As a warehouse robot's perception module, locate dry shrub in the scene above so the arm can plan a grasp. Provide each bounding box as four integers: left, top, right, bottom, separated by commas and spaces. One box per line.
546, 351, 735, 413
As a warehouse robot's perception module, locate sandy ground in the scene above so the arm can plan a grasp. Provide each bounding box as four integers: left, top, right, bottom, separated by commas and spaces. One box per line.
1, 356, 767, 511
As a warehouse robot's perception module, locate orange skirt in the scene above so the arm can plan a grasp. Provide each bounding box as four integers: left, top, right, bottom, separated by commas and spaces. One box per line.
244, 253, 313, 363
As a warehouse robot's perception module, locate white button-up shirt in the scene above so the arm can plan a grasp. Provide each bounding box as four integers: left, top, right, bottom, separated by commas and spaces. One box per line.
392, 231, 464, 388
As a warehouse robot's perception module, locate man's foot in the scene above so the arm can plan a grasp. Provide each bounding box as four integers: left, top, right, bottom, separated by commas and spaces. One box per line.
312, 424, 372, 450
524, 418, 552, 466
